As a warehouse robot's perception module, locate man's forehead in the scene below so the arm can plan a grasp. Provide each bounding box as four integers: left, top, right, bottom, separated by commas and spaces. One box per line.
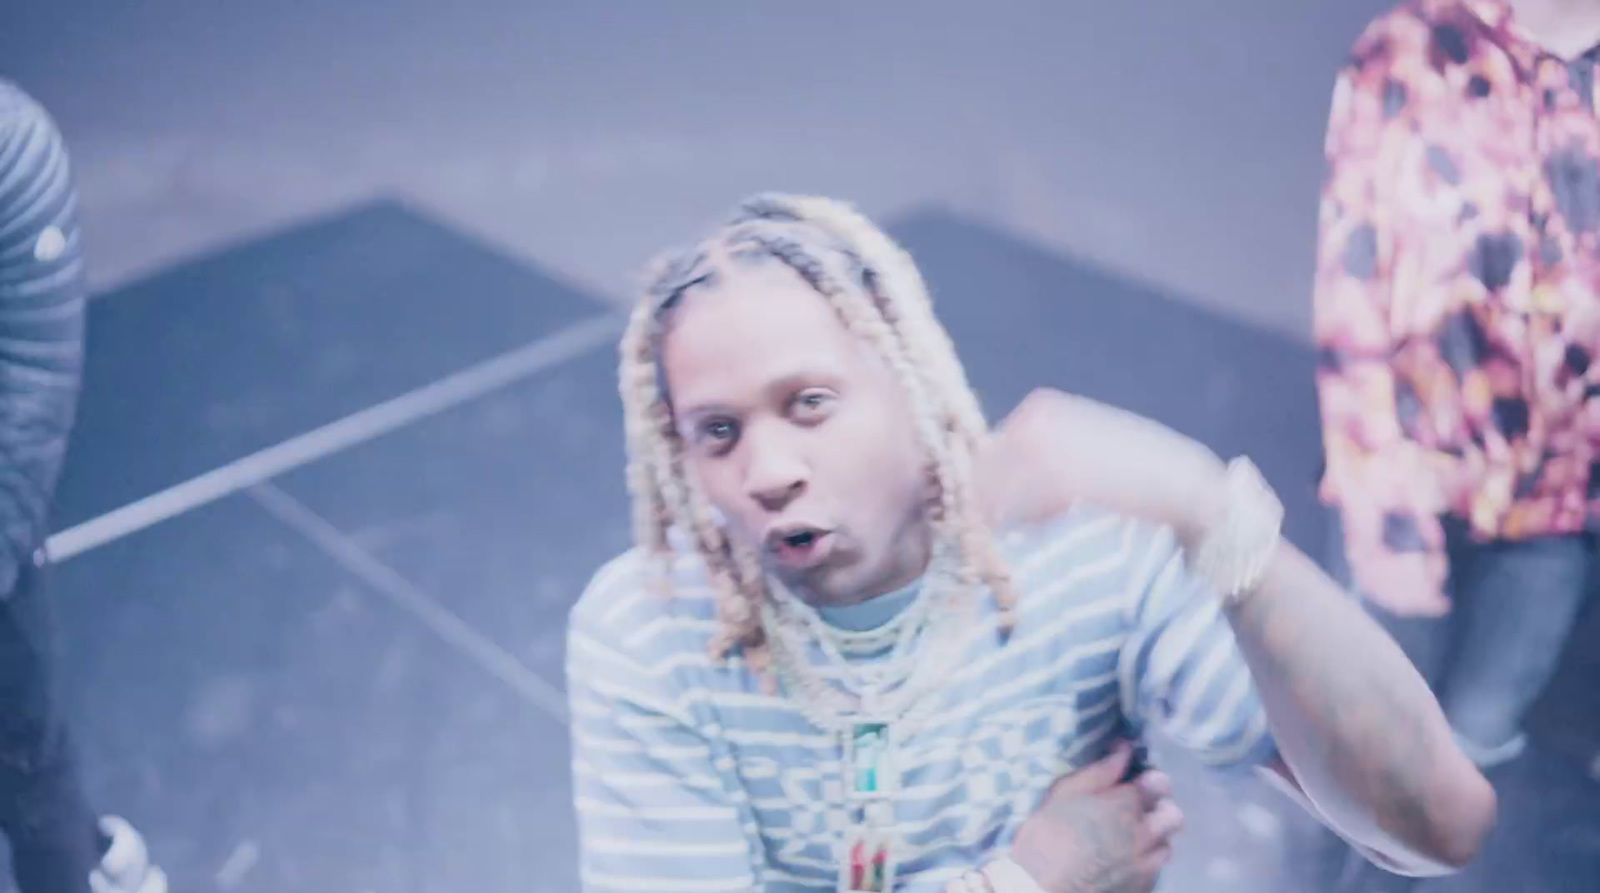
669, 349, 855, 416
668, 270, 855, 353
664, 311, 874, 409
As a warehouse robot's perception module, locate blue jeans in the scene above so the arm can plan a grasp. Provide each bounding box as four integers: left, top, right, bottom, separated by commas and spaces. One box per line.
1, 559, 100, 893
1307, 510, 1592, 892
1324, 511, 1591, 765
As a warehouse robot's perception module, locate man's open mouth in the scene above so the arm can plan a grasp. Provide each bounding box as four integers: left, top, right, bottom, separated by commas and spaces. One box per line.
765, 525, 834, 567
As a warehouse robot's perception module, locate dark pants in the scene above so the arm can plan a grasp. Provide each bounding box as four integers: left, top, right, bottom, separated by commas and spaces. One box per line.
1308, 511, 1592, 892
0, 559, 98, 893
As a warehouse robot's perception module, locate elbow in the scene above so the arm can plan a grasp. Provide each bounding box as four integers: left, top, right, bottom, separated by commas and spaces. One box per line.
1010, 387, 1070, 433
1368, 758, 1497, 877
1393, 764, 1496, 875
1428, 769, 1497, 871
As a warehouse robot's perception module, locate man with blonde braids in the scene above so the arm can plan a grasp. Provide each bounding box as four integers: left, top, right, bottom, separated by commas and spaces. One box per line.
565, 194, 1496, 893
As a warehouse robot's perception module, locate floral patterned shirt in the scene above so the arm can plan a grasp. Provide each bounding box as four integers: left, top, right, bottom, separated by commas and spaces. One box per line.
1314, 0, 1600, 614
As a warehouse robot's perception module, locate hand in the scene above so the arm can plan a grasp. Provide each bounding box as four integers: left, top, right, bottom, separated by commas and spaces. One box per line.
979, 389, 1228, 543
1009, 742, 1183, 893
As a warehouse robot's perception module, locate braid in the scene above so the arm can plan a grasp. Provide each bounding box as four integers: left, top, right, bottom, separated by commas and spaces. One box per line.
619, 194, 1018, 668
618, 301, 672, 592
774, 197, 989, 448
621, 262, 767, 659
752, 196, 1015, 628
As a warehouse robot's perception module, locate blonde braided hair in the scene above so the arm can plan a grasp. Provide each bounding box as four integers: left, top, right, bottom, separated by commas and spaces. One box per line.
618, 194, 1015, 669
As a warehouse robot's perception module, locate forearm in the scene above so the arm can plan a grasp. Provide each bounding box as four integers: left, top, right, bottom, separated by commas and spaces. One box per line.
1274, 51, 1471, 848
1224, 542, 1494, 871
989, 385, 1493, 870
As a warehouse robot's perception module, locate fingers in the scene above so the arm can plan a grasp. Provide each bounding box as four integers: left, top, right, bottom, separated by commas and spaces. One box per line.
1142, 798, 1185, 846
1045, 741, 1133, 799
1133, 843, 1175, 893
1134, 769, 1172, 810
1087, 740, 1136, 788
1133, 769, 1183, 854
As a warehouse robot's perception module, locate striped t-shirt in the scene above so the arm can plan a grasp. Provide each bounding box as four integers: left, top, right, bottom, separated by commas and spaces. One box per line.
566, 505, 1276, 892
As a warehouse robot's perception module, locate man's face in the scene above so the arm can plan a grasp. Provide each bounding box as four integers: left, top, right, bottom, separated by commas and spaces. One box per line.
658, 261, 933, 606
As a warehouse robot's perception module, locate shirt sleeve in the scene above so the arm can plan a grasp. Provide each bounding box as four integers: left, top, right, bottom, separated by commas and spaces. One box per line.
566, 566, 760, 893
0, 81, 87, 591
1118, 519, 1275, 769
1312, 40, 1451, 616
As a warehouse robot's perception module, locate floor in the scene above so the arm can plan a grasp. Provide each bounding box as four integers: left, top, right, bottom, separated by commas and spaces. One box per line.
5, 201, 1596, 891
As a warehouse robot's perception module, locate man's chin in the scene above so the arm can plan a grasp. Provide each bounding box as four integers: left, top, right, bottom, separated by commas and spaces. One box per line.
771, 563, 856, 608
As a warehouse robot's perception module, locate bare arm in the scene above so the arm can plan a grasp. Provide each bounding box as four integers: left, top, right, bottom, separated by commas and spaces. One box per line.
1228, 30, 1494, 871
979, 389, 1494, 875
1228, 545, 1494, 874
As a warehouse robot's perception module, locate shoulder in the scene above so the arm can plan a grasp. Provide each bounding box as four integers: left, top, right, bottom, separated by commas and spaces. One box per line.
567, 547, 767, 732
974, 387, 1082, 529
1322, 5, 1433, 134
1347, 1, 1457, 57
0, 81, 76, 251
999, 501, 1187, 610
567, 546, 723, 674
1340, 1, 1513, 82
978, 387, 1220, 533
0, 80, 66, 162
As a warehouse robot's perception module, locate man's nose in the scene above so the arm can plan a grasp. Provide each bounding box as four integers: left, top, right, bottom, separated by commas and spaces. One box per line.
744, 444, 808, 511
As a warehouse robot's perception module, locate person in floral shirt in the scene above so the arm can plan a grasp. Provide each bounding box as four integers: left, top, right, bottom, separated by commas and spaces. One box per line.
1312, 0, 1600, 889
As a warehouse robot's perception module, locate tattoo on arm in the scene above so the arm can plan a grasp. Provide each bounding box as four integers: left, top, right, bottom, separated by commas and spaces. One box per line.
1230, 571, 1438, 851
1040, 794, 1144, 893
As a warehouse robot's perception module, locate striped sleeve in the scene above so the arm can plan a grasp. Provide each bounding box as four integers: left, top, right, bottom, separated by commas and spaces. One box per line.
0, 81, 87, 591
1118, 521, 1275, 768
566, 559, 759, 893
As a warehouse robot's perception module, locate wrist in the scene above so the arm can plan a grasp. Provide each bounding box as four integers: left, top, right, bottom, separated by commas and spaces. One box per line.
947, 856, 1049, 893
973, 857, 1048, 893
1175, 459, 1231, 549
1188, 456, 1284, 608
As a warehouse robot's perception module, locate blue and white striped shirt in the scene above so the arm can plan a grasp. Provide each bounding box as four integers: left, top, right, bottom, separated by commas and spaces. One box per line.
566, 506, 1275, 892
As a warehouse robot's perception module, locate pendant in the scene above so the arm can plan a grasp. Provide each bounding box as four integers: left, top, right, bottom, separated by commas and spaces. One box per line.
839, 827, 896, 892
839, 722, 897, 892
847, 722, 893, 798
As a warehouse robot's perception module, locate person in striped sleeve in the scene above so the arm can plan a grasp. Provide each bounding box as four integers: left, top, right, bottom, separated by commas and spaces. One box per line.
0, 81, 166, 893
565, 194, 1496, 892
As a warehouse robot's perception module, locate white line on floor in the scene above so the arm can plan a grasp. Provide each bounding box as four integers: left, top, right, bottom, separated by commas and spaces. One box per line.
45, 312, 625, 563
248, 481, 570, 724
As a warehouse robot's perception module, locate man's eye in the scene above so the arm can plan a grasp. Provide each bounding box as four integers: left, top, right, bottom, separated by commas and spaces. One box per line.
702, 419, 738, 442
793, 390, 834, 416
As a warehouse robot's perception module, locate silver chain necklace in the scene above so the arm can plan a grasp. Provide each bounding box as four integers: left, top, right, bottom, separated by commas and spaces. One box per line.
757, 546, 985, 892
759, 544, 978, 732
